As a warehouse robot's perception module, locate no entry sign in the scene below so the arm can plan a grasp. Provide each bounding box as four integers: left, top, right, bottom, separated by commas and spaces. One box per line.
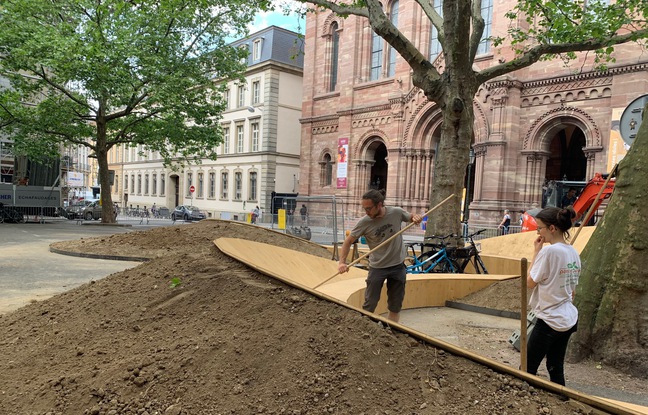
189, 185, 195, 193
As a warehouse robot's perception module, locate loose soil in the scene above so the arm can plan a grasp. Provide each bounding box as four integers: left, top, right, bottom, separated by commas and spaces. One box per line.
0, 220, 645, 414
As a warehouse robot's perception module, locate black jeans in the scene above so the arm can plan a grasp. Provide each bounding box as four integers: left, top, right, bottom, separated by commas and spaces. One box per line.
526, 318, 577, 386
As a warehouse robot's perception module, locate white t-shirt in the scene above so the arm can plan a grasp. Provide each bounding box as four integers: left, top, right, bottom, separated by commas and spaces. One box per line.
529, 242, 580, 331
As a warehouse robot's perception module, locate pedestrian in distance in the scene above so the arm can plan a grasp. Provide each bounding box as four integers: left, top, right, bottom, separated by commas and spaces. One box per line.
251, 206, 260, 224
498, 209, 511, 235
299, 204, 308, 223
561, 187, 578, 208
337, 189, 423, 322
526, 206, 580, 386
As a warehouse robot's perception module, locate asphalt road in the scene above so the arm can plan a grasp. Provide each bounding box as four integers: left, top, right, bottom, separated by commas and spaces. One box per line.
0, 216, 181, 314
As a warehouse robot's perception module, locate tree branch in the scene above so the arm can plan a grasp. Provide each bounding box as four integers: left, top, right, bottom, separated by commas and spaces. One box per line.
303, 0, 368, 18
468, 0, 485, 62
476, 27, 648, 84
35, 66, 94, 112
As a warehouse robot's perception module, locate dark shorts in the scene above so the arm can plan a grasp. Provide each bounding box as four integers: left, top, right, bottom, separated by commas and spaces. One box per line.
363, 263, 406, 314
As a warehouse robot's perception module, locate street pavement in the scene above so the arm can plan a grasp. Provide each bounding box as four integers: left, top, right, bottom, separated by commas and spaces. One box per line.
0, 216, 183, 314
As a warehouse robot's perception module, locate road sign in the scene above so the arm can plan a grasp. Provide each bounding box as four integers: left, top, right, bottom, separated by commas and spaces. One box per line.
189, 185, 195, 193
620, 94, 648, 147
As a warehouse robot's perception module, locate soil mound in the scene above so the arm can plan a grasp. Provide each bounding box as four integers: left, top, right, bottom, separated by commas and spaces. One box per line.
0, 220, 641, 414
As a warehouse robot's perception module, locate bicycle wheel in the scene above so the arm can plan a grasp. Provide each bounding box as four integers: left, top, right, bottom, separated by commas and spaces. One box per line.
440, 258, 460, 273
474, 255, 489, 274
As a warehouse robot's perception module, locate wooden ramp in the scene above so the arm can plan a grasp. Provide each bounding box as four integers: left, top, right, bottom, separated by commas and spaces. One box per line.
215, 237, 516, 314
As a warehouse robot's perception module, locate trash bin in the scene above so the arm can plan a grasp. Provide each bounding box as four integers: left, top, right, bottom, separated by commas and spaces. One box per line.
158, 207, 169, 218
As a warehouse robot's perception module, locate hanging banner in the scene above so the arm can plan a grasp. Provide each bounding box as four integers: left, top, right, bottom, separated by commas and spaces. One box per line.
336, 137, 348, 189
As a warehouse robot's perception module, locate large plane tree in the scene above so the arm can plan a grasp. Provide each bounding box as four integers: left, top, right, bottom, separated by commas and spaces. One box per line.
570, 103, 648, 377
299, 0, 648, 372
0, 0, 270, 223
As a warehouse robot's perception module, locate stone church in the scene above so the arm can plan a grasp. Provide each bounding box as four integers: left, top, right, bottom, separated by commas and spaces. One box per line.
298, 0, 647, 227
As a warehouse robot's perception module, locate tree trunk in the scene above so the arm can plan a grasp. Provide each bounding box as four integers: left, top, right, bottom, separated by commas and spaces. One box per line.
424, 88, 476, 241
569, 103, 648, 377
96, 120, 116, 224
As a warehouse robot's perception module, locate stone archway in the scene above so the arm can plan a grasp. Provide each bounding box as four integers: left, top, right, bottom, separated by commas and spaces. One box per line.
545, 126, 587, 181
522, 107, 600, 206
368, 141, 388, 191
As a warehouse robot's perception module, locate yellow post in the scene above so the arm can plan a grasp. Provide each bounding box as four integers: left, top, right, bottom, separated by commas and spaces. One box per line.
278, 209, 286, 229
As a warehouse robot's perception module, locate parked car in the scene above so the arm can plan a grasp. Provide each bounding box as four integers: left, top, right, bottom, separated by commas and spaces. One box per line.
172, 205, 206, 221
64, 200, 104, 220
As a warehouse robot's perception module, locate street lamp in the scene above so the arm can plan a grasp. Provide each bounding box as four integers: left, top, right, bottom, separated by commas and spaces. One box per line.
462, 148, 475, 238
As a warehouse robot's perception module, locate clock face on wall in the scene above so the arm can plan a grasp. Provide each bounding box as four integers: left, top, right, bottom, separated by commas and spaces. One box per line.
620, 94, 648, 147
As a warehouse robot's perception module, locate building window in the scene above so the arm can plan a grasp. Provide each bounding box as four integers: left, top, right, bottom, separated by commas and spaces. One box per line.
387, 0, 399, 77
131, 175, 135, 194
221, 172, 228, 199
321, 153, 333, 187
429, 0, 443, 61
144, 174, 149, 195
370, 31, 383, 80
124, 174, 129, 192
198, 172, 204, 198
476, 0, 493, 55
253, 39, 263, 60
222, 126, 230, 154
239, 44, 249, 64
252, 80, 260, 104
115, 175, 119, 193
237, 85, 245, 107
136, 174, 141, 194
209, 172, 216, 198
251, 122, 259, 152
223, 88, 230, 109
234, 172, 242, 200
237, 125, 244, 153
330, 22, 339, 91
152, 173, 157, 195
160, 174, 165, 196
249, 172, 257, 201
186, 172, 193, 197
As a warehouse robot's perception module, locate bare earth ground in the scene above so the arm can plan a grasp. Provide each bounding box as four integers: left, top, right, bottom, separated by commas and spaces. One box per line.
0, 220, 645, 415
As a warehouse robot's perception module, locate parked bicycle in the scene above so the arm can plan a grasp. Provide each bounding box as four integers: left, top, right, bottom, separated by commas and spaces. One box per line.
0, 203, 26, 224
449, 229, 489, 274
405, 234, 460, 274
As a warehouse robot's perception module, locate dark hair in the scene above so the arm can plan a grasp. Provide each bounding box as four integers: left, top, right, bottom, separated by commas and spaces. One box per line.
362, 189, 385, 205
535, 206, 576, 237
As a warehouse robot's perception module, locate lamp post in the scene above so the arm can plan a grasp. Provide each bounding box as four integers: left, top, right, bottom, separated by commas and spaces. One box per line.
462, 148, 475, 238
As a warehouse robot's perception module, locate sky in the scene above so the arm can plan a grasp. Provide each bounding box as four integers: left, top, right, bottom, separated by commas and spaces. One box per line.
247, 0, 305, 36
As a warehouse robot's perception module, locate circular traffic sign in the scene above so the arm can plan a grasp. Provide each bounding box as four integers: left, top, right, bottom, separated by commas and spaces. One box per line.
620, 94, 648, 147
189, 185, 195, 193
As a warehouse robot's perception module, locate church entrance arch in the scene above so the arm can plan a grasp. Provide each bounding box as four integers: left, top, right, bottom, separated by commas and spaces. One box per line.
523, 109, 596, 206
545, 126, 587, 181
368, 141, 388, 191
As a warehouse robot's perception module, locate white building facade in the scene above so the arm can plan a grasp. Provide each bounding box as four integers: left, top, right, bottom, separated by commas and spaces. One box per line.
109, 26, 304, 219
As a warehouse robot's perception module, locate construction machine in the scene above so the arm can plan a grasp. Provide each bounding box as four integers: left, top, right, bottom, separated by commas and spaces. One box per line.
521, 172, 616, 232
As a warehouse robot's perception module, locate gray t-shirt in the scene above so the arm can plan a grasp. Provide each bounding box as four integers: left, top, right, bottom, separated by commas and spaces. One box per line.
350, 206, 411, 269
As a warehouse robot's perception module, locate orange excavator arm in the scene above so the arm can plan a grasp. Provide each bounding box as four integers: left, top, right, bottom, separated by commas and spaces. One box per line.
571, 173, 616, 223
521, 173, 616, 232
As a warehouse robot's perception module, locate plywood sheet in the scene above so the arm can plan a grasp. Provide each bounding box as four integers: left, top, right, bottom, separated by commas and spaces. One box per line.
214, 237, 368, 289
479, 227, 595, 259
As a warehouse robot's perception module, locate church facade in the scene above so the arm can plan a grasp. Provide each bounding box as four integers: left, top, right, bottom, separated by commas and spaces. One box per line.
298, 1, 648, 226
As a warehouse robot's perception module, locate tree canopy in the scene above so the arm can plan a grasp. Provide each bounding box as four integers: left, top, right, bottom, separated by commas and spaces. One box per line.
300, 0, 648, 236
0, 0, 271, 221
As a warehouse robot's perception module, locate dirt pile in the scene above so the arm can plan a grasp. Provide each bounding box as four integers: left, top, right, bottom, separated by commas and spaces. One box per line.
0, 220, 642, 414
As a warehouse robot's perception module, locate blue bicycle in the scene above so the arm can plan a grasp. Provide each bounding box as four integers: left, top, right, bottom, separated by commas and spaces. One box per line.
405, 234, 460, 274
